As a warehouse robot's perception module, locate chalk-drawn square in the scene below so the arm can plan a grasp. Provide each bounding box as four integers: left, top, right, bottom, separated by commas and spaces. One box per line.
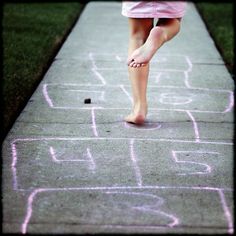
147, 86, 231, 112
43, 59, 104, 84
22, 187, 232, 234
149, 71, 188, 87
133, 140, 233, 188
11, 139, 138, 190
43, 84, 132, 109
43, 84, 232, 113
90, 53, 191, 72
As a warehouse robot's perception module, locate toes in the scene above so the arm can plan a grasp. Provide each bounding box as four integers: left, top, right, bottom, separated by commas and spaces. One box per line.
128, 59, 144, 68
127, 58, 134, 66
129, 61, 136, 67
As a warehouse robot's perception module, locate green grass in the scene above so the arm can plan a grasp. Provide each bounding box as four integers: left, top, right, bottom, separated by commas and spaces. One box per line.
2, 2, 84, 139
195, 2, 234, 76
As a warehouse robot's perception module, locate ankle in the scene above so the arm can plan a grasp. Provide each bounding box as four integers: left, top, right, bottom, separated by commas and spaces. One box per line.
149, 26, 167, 46
133, 102, 148, 113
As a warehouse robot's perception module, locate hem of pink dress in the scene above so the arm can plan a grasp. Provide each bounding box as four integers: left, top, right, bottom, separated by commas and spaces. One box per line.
121, 11, 186, 19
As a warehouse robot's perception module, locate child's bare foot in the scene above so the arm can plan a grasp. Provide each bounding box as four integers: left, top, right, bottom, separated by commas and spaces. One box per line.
125, 104, 147, 125
125, 113, 146, 125
127, 26, 167, 68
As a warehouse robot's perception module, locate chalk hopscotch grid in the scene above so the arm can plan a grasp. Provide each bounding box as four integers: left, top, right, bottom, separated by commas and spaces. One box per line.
8, 53, 234, 234
10, 137, 233, 234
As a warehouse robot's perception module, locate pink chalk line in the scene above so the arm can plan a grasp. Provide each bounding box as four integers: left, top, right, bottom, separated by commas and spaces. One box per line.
91, 68, 106, 85
155, 72, 163, 84
224, 91, 234, 113
22, 188, 45, 234
120, 84, 133, 104
60, 83, 231, 94
186, 111, 200, 142
21, 186, 233, 234
68, 89, 105, 101
42, 84, 54, 108
86, 148, 96, 171
183, 55, 193, 88
218, 189, 234, 234
42, 82, 233, 113
124, 121, 162, 131
184, 56, 234, 116
88, 52, 98, 70
49, 146, 95, 171
130, 139, 142, 186
171, 150, 219, 175
11, 143, 18, 190
115, 55, 122, 62
41, 106, 233, 114
91, 107, 99, 137
89, 52, 106, 85
105, 191, 179, 227
11, 137, 233, 146
159, 92, 193, 105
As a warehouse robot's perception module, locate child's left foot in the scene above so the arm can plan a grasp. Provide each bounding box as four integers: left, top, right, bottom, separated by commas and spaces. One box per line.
125, 104, 147, 125
127, 26, 167, 68
125, 112, 146, 125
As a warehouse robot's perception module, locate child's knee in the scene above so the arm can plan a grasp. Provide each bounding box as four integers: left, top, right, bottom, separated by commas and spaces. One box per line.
129, 18, 153, 41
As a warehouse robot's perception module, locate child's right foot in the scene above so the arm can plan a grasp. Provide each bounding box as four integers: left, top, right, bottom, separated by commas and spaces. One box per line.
127, 26, 167, 68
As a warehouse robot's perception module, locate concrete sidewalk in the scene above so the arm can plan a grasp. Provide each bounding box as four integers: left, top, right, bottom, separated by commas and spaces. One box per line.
2, 2, 234, 234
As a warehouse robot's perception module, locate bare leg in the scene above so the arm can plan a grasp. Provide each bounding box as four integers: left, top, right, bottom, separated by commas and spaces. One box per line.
125, 18, 153, 124
127, 18, 181, 67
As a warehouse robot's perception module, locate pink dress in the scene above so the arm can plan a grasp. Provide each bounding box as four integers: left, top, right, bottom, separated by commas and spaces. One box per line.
122, 1, 187, 18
